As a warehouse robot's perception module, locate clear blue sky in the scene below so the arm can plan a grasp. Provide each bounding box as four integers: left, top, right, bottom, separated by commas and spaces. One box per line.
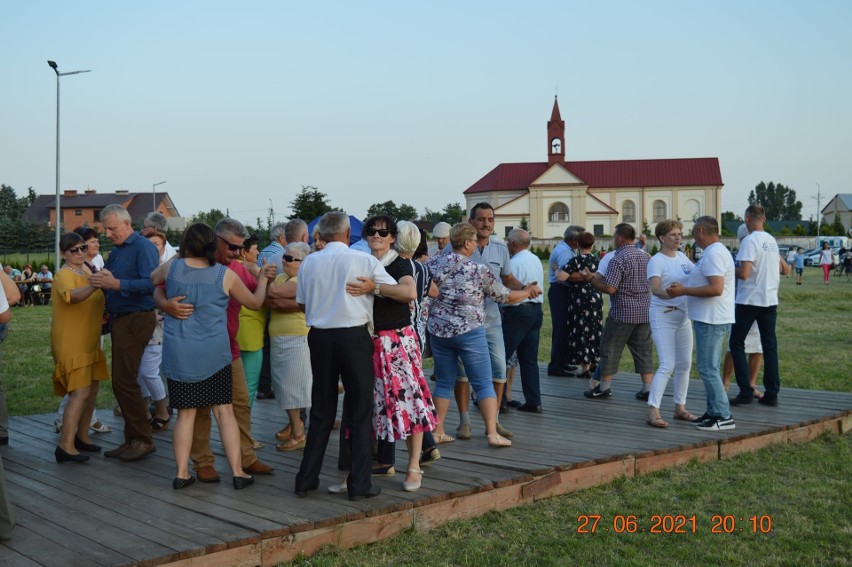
2, 1, 850, 226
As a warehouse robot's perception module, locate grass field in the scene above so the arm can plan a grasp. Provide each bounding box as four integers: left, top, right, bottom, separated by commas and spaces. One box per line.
1, 263, 850, 565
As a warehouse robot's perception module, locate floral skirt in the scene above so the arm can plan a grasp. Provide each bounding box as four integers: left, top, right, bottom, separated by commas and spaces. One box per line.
372, 326, 438, 442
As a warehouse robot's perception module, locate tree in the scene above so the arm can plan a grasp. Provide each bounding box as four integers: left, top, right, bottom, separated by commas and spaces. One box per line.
519, 217, 530, 231
747, 181, 803, 221
289, 186, 338, 221
366, 200, 418, 221
721, 211, 743, 224
443, 202, 465, 224
191, 208, 226, 227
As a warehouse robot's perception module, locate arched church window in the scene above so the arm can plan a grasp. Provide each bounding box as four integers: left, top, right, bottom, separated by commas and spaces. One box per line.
623, 200, 636, 223
549, 202, 569, 222
653, 200, 667, 222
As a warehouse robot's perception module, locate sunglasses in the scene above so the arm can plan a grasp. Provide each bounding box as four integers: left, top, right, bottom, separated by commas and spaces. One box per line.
217, 235, 243, 251
365, 228, 391, 237
67, 245, 89, 254
283, 255, 303, 263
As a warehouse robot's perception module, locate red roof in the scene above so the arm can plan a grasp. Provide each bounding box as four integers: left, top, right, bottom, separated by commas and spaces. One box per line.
464, 157, 723, 194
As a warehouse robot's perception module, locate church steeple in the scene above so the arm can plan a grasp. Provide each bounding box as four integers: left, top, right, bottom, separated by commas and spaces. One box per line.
547, 96, 565, 166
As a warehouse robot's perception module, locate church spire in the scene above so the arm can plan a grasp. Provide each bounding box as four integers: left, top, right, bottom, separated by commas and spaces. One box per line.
547, 96, 565, 166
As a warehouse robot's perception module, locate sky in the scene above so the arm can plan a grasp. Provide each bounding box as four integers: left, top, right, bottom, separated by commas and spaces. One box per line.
2, 1, 850, 226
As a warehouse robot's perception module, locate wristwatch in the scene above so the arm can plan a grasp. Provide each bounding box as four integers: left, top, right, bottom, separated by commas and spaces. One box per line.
374, 283, 382, 297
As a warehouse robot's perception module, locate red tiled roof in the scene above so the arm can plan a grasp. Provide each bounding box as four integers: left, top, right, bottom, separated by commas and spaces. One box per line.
464, 157, 723, 194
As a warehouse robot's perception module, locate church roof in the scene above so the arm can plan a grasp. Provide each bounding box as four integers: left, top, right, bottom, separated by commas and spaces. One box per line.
464, 157, 723, 194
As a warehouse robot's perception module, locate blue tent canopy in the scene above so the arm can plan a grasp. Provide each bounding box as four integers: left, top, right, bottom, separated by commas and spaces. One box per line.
307, 215, 364, 245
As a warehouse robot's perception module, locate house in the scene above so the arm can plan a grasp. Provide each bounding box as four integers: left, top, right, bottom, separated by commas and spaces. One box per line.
463, 98, 724, 238
23, 189, 181, 232
821, 194, 852, 233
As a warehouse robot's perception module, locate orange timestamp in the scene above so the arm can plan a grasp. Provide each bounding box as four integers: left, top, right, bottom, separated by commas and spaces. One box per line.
576, 514, 774, 534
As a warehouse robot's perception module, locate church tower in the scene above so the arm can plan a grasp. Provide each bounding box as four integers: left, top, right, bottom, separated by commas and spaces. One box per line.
547, 96, 565, 166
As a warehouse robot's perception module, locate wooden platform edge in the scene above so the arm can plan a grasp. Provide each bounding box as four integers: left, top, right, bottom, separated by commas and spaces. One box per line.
156, 412, 850, 567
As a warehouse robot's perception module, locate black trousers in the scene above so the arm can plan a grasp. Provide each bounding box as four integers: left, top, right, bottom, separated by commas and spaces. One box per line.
295, 326, 374, 497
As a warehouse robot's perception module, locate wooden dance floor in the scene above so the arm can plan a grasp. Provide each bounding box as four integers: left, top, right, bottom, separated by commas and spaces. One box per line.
2, 368, 850, 566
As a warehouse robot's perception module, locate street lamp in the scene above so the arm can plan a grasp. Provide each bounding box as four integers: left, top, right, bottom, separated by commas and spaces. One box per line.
152, 180, 167, 210
48, 60, 91, 273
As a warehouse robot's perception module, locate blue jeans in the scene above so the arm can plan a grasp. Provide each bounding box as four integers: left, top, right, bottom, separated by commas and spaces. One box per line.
730, 304, 779, 400
693, 321, 731, 418
430, 327, 496, 401
485, 325, 507, 381
502, 303, 543, 406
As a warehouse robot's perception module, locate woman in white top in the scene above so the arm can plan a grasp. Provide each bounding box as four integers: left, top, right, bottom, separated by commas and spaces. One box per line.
818, 242, 833, 285
646, 220, 697, 427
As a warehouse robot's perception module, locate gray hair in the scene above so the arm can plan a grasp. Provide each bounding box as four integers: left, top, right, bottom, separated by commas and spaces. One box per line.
507, 228, 530, 249
100, 204, 131, 223
285, 219, 308, 243
317, 211, 349, 241
214, 217, 249, 239
395, 221, 421, 255
144, 212, 168, 231
563, 225, 585, 243
270, 222, 287, 242
284, 241, 311, 260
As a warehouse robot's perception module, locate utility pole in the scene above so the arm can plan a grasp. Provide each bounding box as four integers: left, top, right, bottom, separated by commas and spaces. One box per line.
813, 183, 822, 238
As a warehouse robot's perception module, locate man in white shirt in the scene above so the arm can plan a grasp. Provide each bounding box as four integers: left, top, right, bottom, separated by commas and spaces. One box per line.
667, 216, 736, 431
729, 205, 788, 407
294, 211, 413, 501
502, 229, 545, 412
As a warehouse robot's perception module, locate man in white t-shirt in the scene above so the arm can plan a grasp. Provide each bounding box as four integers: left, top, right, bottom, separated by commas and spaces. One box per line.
667, 216, 736, 431
729, 205, 788, 407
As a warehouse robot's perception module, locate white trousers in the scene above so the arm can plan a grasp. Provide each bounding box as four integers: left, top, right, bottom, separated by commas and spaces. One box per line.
137, 344, 166, 402
648, 305, 693, 408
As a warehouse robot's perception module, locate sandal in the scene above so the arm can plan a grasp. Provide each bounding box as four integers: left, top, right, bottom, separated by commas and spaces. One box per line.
673, 410, 699, 422
647, 414, 669, 428
487, 434, 512, 448
403, 469, 423, 492
90, 420, 111, 433
434, 433, 455, 444
276, 434, 306, 452
150, 417, 170, 431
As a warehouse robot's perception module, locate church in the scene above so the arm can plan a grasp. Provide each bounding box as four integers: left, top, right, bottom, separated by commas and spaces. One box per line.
463, 98, 724, 239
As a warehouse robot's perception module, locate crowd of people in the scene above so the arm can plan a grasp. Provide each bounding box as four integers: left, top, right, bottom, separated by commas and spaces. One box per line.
0, 200, 797, 508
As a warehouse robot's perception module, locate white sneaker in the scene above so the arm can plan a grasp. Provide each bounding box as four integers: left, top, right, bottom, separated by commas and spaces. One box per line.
327, 479, 348, 494
695, 416, 736, 431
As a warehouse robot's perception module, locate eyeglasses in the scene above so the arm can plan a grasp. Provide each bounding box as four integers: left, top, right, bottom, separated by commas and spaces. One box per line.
217, 235, 243, 251
67, 245, 89, 254
283, 255, 303, 263
365, 228, 391, 237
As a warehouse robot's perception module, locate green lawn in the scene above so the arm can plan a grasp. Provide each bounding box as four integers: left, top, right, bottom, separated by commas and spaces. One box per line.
1, 265, 850, 565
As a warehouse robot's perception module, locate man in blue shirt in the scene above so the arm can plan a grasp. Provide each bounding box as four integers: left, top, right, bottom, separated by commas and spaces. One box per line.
547, 225, 584, 376
90, 204, 159, 461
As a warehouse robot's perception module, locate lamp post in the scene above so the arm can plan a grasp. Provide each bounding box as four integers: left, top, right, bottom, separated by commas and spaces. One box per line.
48, 60, 91, 273
814, 183, 822, 239
152, 180, 167, 210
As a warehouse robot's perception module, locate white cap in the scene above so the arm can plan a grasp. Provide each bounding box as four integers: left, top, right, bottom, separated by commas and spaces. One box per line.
432, 222, 451, 238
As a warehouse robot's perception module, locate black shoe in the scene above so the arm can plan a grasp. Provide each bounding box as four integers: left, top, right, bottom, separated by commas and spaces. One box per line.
0, 437, 7, 446
694, 416, 736, 431
518, 403, 543, 413
55, 447, 89, 463
635, 390, 650, 401
548, 368, 575, 377
584, 385, 612, 399
729, 395, 754, 406
498, 404, 510, 415
74, 436, 102, 453
233, 475, 255, 490
690, 412, 712, 425
757, 396, 778, 407
172, 476, 196, 490
349, 486, 382, 501
294, 481, 319, 496
507, 400, 523, 409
